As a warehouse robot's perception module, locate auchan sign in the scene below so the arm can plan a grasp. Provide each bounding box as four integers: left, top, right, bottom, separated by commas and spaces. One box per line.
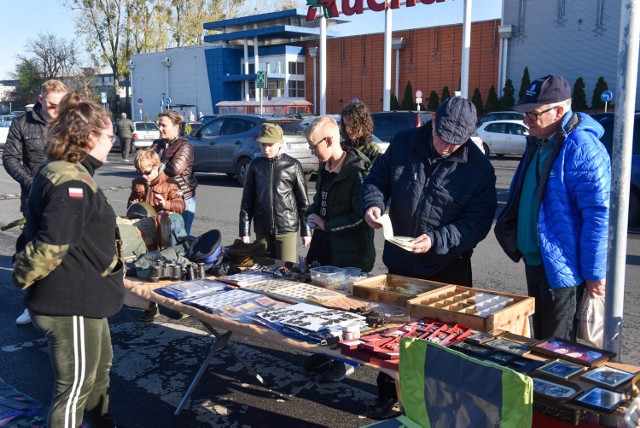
306, 0, 445, 21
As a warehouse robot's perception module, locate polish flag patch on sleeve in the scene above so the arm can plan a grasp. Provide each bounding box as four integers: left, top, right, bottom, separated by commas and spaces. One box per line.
68, 187, 84, 198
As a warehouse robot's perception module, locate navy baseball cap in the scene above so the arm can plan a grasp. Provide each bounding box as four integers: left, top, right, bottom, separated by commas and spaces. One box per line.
434, 97, 477, 145
513, 74, 571, 113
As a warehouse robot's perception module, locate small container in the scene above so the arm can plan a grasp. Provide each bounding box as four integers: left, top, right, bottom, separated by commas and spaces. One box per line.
342, 321, 361, 340
343, 267, 366, 284
310, 266, 347, 290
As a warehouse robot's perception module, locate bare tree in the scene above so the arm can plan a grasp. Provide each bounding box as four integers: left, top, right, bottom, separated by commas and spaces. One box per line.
23, 32, 79, 80
68, 67, 99, 101
248, 0, 304, 15
60, 0, 261, 114
130, 0, 171, 54
170, 0, 240, 47
64, 0, 130, 114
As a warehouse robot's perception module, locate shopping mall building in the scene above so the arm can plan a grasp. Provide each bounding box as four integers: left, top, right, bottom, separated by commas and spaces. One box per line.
127, 0, 631, 120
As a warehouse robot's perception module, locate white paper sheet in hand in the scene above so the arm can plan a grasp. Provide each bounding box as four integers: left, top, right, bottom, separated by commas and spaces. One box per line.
373, 214, 416, 251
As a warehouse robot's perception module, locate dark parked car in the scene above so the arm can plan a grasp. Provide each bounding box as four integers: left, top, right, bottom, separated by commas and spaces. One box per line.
180, 121, 202, 137
370, 111, 434, 142
187, 114, 317, 186
595, 112, 640, 229
198, 115, 219, 125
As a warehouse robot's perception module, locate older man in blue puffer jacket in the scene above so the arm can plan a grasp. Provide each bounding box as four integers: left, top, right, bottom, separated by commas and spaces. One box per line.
495, 74, 611, 341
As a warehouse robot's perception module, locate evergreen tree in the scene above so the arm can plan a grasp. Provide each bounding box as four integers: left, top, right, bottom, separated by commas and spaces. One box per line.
572, 77, 588, 112
400, 81, 414, 110
441, 86, 451, 102
591, 76, 609, 110
501, 79, 516, 110
518, 67, 531, 102
427, 91, 439, 111
390, 93, 400, 110
485, 85, 500, 113
11, 58, 44, 109
471, 88, 484, 116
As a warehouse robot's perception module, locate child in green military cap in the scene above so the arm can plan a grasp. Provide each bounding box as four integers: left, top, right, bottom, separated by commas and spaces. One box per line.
238, 122, 311, 262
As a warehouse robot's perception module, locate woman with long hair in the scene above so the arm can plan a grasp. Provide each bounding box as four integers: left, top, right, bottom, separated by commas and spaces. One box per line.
12, 91, 124, 427
339, 101, 381, 166
151, 110, 198, 234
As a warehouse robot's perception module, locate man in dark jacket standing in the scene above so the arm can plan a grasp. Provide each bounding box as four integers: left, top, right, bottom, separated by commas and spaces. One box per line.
3, 79, 67, 326
116, 112, 135, 162
361, 97, 497, 418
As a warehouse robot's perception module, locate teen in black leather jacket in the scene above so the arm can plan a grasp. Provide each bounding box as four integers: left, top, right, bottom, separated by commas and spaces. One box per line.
239, 123, 311, 262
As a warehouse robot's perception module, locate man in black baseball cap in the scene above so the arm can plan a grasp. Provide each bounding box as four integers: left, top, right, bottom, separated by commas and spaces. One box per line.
512, 74, 572, 142
361, 97, 497, 418
495, 74, 611, 342
513, 74, 571, 113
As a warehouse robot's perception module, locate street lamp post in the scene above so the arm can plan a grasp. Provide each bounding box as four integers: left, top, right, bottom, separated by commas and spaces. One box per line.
392, 38, 405, 102
308, 47, 318, 115
126, 60, 135, 120
161, 57, 171, 111
497, 25, 514, 97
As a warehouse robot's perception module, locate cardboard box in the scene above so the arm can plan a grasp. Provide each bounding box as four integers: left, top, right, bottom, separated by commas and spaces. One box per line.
407, 285, 534, 333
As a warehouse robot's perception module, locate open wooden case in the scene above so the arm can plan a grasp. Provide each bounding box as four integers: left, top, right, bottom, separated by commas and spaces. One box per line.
407, 285, 534, 333
350, 274, 447, 307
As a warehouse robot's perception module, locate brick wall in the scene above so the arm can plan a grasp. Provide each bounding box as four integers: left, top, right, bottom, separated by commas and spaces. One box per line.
303, 19, 500, 114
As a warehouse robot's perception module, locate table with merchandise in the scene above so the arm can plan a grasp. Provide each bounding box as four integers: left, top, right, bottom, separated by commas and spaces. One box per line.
123, 270, 640, 426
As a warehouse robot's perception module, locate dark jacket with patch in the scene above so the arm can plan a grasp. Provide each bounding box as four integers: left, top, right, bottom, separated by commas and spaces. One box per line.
361, 121, 497, 279
306, 149, 375, 272
239, 153, 311, 237
2, 103, 48, 212
12, 156, 124, 318
151, 137, 197, 200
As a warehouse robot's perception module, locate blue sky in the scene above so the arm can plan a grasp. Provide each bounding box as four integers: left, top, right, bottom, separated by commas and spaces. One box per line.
0, 0, 501, 80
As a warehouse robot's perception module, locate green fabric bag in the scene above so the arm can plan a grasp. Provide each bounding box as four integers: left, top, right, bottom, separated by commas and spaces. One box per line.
398, 338, 533, 428
116, 218, 148, 263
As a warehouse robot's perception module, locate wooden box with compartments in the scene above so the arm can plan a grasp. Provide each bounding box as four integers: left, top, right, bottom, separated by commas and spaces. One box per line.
407, 285, 534, 334
350, 274, 448, 307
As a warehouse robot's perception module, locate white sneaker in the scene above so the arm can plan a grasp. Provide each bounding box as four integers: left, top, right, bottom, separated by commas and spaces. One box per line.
16, 309, 31, 325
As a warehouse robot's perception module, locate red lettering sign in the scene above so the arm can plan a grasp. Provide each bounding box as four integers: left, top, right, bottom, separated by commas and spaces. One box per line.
342, 0, 364, 15
367, 0, 386, 12
306, 0, 444, 20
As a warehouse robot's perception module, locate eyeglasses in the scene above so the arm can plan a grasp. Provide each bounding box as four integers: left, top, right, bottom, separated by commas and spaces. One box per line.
93, 130, 117, 145
137, 168, 154, 176
525, 106, 556, 121
309, 136, 330, 150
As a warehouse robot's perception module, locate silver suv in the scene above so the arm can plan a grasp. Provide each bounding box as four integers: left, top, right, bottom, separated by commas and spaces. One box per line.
187, 114, 317, 186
